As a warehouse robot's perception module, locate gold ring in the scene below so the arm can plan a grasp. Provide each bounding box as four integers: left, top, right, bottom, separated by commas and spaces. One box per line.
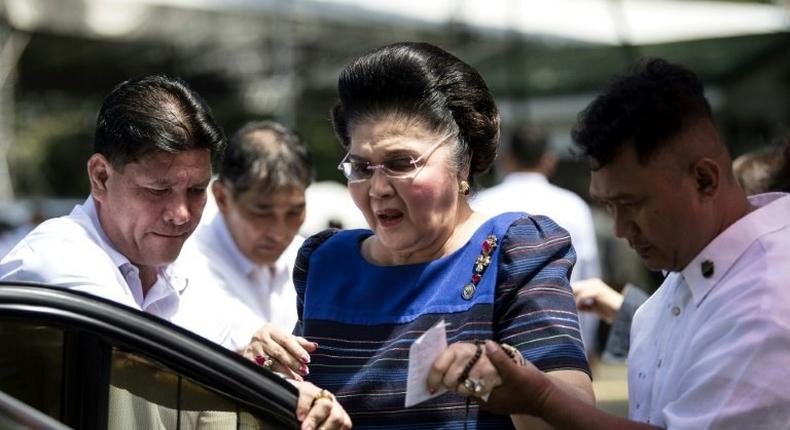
311, 389, 335, 407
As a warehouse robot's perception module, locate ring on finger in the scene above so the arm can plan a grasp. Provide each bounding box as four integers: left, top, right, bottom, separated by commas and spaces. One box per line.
254, 353, 274, 369
462, 378, 485, 395
311, 389, 335, 407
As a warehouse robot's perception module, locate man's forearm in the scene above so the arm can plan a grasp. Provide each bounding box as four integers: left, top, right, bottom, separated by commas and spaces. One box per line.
538, 382, 660, 430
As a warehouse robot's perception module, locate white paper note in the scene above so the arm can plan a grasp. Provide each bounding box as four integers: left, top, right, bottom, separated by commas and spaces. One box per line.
404, 319, 448, 408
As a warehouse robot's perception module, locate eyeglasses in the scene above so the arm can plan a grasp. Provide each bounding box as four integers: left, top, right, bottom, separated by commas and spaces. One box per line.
337, 136, 451, 182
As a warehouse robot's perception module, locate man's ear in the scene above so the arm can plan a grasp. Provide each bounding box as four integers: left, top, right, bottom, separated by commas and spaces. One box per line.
87, 154, 112, 202
212, 180, 231, 216
693, 158, 720, 200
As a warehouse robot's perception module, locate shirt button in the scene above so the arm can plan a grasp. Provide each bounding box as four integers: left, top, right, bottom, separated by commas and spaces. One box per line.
636, 403, 641, 409
657, 359, 662, 368
671, 306, 681, 316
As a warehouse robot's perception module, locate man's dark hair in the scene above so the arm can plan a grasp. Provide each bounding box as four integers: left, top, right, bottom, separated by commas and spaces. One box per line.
509, 127, 549, 169
94, 74, 226, 167
572, 58, 713, 168
219, 120, 314, 197
331, 42, 500, 184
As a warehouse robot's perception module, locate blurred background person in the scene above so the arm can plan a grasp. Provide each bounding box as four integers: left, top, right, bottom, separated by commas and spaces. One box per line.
0, 204, 45, 258
472, 126, 601, 357
179, 120, 313, 345
733, 137, 790, 195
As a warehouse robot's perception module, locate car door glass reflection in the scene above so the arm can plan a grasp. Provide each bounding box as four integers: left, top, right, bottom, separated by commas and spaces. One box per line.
0, 321, 64, 422
109, 348, 275, 430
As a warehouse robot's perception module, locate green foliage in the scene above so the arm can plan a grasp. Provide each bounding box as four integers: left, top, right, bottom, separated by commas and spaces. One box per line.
10, 103, 94, 197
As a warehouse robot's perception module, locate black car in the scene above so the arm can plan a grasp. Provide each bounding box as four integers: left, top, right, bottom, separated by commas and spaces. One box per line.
0, 282, 299, 429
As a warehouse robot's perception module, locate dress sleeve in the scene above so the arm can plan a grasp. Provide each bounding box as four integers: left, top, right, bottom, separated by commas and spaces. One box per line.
493, 215, 591, 377
292, 229, 339, 336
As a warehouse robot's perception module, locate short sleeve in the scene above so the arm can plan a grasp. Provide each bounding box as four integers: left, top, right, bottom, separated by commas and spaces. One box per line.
292, 229, 339, 336
494, 215, 591, 377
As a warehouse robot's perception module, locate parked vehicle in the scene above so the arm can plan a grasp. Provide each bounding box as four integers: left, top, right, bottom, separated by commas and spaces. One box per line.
0, 282, 299, 430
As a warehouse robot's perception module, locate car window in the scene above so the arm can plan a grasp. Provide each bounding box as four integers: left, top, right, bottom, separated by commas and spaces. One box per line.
108, 348, 279, 430
0, 320, 64, 422
0, 318, 290, 430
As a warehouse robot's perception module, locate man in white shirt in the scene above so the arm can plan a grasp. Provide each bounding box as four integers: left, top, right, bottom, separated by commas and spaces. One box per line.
179, 121, 312, 336
0, 75, 237, 345
467, 58, 790, 429
472, 127, 601, 355
0, 76, 351, 430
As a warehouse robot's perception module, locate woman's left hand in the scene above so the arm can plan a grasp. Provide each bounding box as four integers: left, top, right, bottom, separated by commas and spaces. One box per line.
290, 380, 352, 430
426, 341, 503, 400
239, 324, 316, 380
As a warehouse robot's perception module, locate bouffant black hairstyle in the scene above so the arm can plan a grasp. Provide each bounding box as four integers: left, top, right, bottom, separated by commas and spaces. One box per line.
572, 58, 713, 169
331, 42, 500, 183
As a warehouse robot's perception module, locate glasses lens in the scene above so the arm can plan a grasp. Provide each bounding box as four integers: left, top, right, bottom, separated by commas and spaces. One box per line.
341, 161, 370, 181
382, 157, 417, 177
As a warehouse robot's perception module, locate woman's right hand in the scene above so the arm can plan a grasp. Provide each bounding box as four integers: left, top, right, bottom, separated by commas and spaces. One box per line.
240, 324, 317, 380
290, 380, 352, 430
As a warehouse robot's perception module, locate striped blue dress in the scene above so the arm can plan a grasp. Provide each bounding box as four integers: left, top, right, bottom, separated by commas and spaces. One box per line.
293, 212, 590, 429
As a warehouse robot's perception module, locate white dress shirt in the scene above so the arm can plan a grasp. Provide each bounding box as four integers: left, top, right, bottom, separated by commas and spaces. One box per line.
0, 197, 239, 348
178, 212, 302, 341
472, 172, 602, 352
628, 193, 790, 429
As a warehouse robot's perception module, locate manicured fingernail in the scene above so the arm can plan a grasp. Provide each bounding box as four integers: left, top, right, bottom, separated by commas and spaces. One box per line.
312, 342, 319, 348
485, 341, 497, 354
254, 355, 265, 366
300, 365, 310, 375
428, 388, 436, 395
301, 354, 311, 364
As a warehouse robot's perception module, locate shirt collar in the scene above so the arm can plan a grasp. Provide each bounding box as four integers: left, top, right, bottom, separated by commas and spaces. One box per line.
80, 196, 188, 294
681, 192, 790, 306
502, 172, 548, 185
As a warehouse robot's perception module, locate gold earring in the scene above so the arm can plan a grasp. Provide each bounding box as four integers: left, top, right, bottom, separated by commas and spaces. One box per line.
459, 180, 470, 195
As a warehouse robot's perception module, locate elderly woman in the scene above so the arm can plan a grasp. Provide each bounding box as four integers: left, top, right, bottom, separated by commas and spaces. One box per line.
265, 42, 594, 429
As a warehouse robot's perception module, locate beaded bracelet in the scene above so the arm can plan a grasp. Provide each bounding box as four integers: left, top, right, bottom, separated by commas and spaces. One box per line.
500, 342, 525, 367
457, 340, 483, 385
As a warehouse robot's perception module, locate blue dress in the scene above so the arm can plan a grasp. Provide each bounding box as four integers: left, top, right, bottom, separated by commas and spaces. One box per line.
293, 212, 589, 429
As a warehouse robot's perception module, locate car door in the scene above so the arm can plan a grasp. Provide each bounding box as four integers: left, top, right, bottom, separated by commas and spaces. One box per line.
0, 282, 299, 430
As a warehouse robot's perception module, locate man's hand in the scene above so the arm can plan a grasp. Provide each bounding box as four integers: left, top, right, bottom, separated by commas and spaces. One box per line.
572, 278, 624, 323
476, 341, 555, 416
